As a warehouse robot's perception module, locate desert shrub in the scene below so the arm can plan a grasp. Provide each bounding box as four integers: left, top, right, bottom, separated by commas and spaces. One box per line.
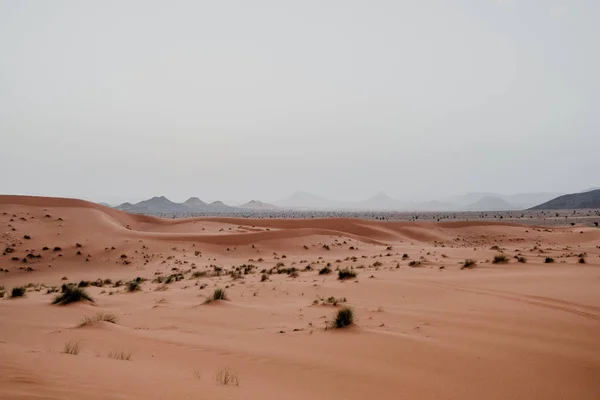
408, 260, 422, 267
319, 266, 331, 275
52, 287, 94, 305
402, 253, 409, 259
544, 257, 555, 263
331, 306, 354, 328
78, 313, 117, 327
191, 271, 207, 279
204, 288, 228, 304
108, 350, 131, 361
516, 256, 527, 263
24, 234, 31, 240
338, 268, 356, 280
126, 281, 141, 292
11, 287, 26, 298
372, 261, 383, 267
260, 273, 268, 282
578, 257, 586, 264
492, 254, 509, 264
78, 280, 90, 287
63, 340, 80, 355
215, 367, 239, 386
322, 244, 330, 250
462, 259, 476, 269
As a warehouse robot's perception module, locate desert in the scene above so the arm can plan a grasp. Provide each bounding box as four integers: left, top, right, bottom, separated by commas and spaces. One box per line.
1, 194, 599, 400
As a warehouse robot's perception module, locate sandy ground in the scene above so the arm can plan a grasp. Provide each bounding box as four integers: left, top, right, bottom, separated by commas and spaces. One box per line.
1, 195, 599, 400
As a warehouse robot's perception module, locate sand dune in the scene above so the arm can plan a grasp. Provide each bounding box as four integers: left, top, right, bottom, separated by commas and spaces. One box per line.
1, 195, 599, 399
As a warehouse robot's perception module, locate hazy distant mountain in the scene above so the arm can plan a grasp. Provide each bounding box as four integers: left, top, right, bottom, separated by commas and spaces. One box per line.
464, 196, 519, 211
274, 191, 340, 209
530, 189, 600, 210
239, 200, 279, 210
355, 192, 402, 210
208, 201, 236, 212
443, 192, 563, 209
116, 196, 192, 214
182, 197, 210, 211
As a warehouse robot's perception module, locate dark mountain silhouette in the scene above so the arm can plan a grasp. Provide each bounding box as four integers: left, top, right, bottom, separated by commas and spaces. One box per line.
530, 189, 600, 210
116, 196, 191, 214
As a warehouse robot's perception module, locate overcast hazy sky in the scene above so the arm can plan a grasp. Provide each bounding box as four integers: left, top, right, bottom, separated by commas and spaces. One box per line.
1, 0, 598, 204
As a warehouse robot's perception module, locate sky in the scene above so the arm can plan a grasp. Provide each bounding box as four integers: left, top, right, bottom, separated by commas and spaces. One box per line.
1, 0, 598, 205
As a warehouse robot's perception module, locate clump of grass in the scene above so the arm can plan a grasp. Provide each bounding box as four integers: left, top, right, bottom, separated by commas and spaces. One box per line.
331, 306, 354, 329
78, 313, 118, 327
126, 281, 141, 292
11, 286, 26, 298
578, 257, 586, 264
318, 266, 331, 275
52, 287, 94, 305
462, 259, 476, 269
337, 268, 356, 280
108, 350, 131, 361
492, 254, 509, 264
190, 271, 207, 279
260, 273, 269, 282
215, 367, 240, 386
204, 288, 228, 304
408, 260, 422, 267
515, 256, 527, 263
322, 244, 330, 250
63, 340, 80, 355
544, 257, 555, 263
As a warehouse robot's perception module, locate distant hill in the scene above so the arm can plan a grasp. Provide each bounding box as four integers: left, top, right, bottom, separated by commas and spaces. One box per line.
116, 196, 242, 215
239, 200, 278, 210
530, 189, 600, 210
116, 196, 191, 214
182, 197, 210, 212
274, 191, 339, 209
464, 196, 519, 211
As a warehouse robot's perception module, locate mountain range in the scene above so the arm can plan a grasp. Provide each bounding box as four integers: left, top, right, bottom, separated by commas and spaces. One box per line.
112, 191, 580, 215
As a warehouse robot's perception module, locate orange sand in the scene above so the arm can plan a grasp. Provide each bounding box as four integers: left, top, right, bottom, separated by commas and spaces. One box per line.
1, 195, 599, 399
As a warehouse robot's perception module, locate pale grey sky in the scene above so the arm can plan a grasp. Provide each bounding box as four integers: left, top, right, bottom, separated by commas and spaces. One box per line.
1, 0, 598, 205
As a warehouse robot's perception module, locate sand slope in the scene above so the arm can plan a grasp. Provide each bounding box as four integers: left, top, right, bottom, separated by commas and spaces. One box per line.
1, 195, 599, 399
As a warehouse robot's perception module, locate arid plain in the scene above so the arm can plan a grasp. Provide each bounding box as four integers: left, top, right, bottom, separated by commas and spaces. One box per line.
1, 195, 599, 400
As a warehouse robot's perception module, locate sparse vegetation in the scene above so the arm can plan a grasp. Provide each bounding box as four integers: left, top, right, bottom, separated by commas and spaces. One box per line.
492, 254, 509, 264
204, 288, 228, 304
318, 266, 331, 275
126, 280, 141, 292
544, 257, 555, 263
52, 286, 94, 305
108, 350, 131, 361
11, 286, 26, 298
408, 260, 422, 267
215, 367, 240, 386
578, 257, 586, 264
78, 313, 117, 327
462, 259, 476, 269
516, 256, 527, 263
331, 306, 355, 329
338, 268, 356, 280
63, 340, 80, 355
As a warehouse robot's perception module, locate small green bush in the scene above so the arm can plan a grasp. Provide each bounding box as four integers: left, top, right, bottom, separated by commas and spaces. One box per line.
492, 254, 509, 264
338, 268, 356, 280
204, 288, 228, 304
52, 287, 94, 305
331, 306, 354, 329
